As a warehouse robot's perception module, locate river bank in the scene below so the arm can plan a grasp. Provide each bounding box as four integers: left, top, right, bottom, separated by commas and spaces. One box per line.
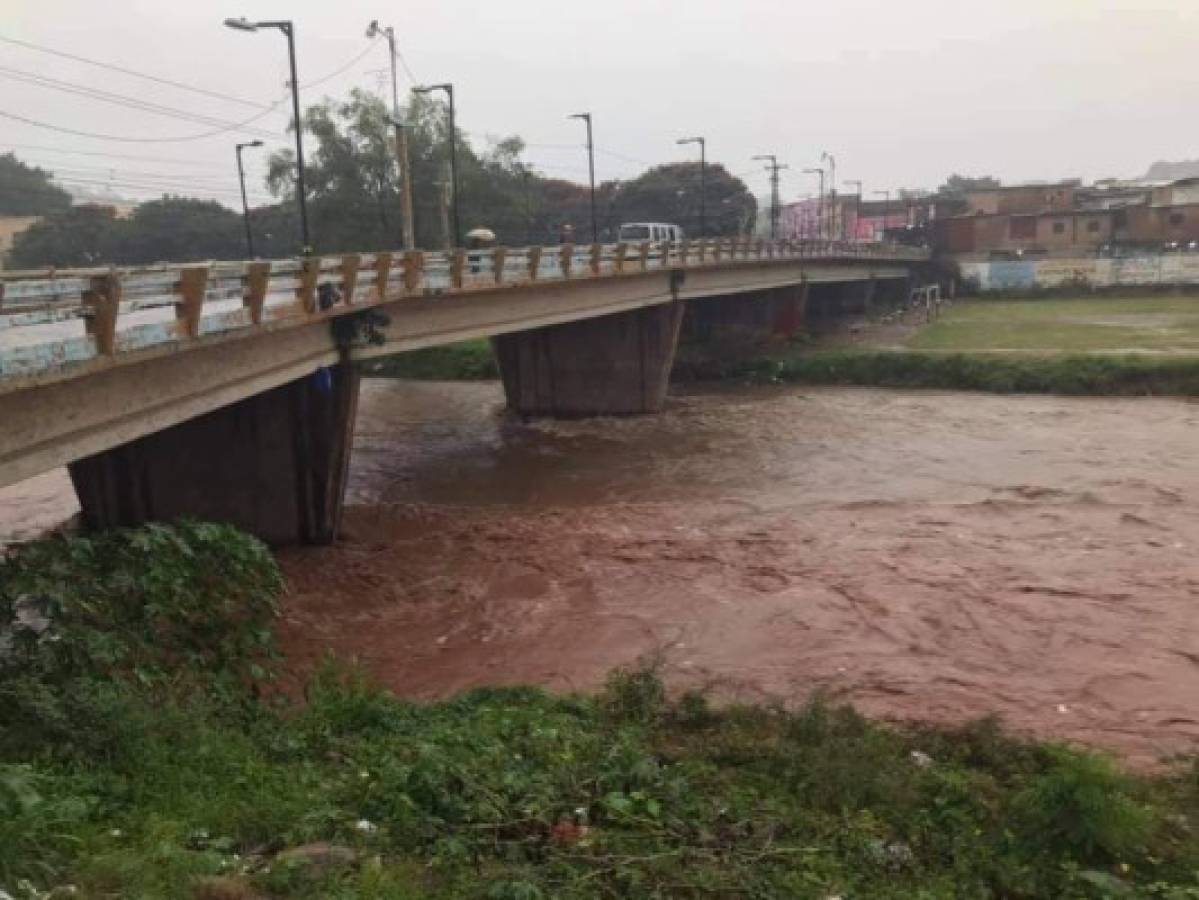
3, 523, 1198, 898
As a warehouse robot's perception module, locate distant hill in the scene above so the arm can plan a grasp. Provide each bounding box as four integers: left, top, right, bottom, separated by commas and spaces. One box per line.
1143, 160, 1199, 182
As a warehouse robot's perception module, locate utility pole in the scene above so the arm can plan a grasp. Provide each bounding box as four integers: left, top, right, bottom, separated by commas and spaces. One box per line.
677, 136, 706, 237
435, 174, 452, 251
224, 17, 312, 253
873, 189, 891, 241
367, 21, 415, 250
844, 179, 862, 241
821, 151, 836, 240
803, 167, 825, 240
414, 83, 459, 246
752, 154, 787, 240
569, 112, 597, 242
521, 166, 534, 245
234, 140, 263, 257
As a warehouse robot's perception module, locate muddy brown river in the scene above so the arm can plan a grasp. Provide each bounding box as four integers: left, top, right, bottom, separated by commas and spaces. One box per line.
3, 380, 1197, 767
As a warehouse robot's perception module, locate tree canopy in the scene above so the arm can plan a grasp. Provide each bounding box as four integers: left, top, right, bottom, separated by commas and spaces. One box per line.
0, 153, 73, 217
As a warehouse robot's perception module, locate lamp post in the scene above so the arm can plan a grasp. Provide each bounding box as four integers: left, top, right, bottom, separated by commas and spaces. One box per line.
235, 140, 263, 257
873, 189, 891, 241
224, 17, 311, 254
414, 83, 460, 247
367, 20, 415, 251
844, 179, 862, 242
803, 167, 824, 241
821, 151, 836, 239
569, 113, 597, 242
752, 154, 787, 239
676, 136, 706, 237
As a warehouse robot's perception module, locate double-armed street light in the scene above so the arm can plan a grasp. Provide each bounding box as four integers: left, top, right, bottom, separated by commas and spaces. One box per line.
223, 17, 312, 254
569, 112, 597, 242
234, 140, 263, 257
677, 136, 706, 237
414, 82, 460, 247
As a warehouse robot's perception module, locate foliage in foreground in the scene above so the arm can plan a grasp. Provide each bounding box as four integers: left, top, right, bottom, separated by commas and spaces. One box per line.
2, 524, 1198, 899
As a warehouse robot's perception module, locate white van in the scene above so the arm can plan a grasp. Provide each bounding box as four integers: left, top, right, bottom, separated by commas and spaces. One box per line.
617, 222, 684, 243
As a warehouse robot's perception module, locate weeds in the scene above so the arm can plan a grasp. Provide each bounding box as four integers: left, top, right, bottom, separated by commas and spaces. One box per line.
1, 525, 1197, 898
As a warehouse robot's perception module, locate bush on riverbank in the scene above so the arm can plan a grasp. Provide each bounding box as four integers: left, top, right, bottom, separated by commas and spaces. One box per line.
689, 349, 1199, 396
2, 524, 1198, 898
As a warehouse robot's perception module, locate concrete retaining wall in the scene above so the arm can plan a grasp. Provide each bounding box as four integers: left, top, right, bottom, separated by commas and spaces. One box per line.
959, 255, 1199, 292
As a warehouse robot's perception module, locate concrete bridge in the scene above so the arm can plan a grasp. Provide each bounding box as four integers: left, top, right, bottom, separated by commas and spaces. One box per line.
0, 238, 927, 544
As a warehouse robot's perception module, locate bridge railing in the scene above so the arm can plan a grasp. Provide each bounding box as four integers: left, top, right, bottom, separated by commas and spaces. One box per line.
0, 239, 926, 381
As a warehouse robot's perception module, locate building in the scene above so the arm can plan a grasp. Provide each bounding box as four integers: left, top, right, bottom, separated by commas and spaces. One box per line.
935, 176, 1199, 258
779, 195, 933, 243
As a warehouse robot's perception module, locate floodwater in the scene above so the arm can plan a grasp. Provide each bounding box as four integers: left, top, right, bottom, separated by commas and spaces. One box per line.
279, 379, 1199, 769
3, 379, 1197, 767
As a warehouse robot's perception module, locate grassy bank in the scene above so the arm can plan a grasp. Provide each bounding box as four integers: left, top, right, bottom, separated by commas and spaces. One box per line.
361, 339, 497, 381
911, 296, 1199, 354
3, 524, 1199, 898
714, 349, 1199, 396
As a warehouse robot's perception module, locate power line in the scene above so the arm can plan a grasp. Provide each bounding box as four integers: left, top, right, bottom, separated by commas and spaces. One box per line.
0, 104, 286, 144
0, 33, 275, 110
300, 39, 380, 91
0, 66, 283, 139
0, 142, 272, 171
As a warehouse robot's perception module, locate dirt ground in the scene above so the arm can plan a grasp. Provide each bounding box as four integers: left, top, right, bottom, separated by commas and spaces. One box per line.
277, 380, 1199, 770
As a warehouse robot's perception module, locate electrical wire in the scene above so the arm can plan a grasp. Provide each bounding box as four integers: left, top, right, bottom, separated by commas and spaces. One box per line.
0, 33, 274, 110
299, 39, 380, 91
0, 66, 283, 139
0, 104, 286, 144
0, 142, 268, 170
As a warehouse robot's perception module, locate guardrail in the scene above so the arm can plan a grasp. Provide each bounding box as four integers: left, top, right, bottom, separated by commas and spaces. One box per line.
0, 238, 927, 380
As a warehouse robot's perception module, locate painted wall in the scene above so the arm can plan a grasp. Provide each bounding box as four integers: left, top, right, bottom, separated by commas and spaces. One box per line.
958, 254, 1199, 291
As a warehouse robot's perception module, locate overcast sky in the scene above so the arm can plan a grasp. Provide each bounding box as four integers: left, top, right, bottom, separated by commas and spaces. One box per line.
4, 0, 1199, 209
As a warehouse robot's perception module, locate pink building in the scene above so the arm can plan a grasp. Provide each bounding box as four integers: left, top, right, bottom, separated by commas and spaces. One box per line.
779, 196, 928, 242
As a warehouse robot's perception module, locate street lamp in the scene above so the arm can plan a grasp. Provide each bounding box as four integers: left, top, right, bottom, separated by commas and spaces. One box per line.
803, 167, 825, 241
235, 140, 263, 257
366, 20, 415, 250
844, 179, 862, 242
873, 189, 892, 240
413, 83, 460, 247
569, 113, 597, 243
821, 151, 836, 239
677, 136, 706, 237
224, 17, 311, 254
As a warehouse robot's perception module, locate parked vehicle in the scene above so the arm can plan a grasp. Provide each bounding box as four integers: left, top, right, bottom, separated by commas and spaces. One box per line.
618, 222, 684, 243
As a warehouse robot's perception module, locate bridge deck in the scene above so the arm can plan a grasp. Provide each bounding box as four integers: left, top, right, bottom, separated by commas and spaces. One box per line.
0, 238, 925, 390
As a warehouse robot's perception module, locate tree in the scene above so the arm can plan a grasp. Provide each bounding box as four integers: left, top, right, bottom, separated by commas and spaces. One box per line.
0, 153, 72, 217
9, 205, 121, 268
608, 163, 756, 238
935, 174, 1001, 215
117, 197, 245, 264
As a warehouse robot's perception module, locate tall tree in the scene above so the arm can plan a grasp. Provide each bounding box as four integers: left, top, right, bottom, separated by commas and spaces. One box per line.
0, 153, 72, 217
608, 162, 756, 238
9, 205, 120, 268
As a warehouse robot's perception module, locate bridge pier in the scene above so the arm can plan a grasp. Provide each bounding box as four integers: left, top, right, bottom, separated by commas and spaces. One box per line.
492, 301, 685, 416
683, 284, 809, 348
68, 361, 359, 546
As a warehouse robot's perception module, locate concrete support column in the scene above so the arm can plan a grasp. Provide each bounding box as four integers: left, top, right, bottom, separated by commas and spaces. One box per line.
771, 282, 809, 339
493, 301, 685, 416
68, 361, 360, 545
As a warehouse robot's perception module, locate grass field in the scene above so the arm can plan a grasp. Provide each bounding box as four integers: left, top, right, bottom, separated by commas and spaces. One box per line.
909, 295, 1199, 353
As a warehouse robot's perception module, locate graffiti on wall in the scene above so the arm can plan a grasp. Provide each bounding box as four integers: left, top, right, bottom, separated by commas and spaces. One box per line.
961, 254, 1199, 291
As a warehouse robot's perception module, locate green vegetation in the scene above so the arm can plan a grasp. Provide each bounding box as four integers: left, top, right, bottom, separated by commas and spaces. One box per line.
362, 340, 498, 381
3, 523, 1199, 898
729, 350, 1199, 396
910, 296, 1199, 353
